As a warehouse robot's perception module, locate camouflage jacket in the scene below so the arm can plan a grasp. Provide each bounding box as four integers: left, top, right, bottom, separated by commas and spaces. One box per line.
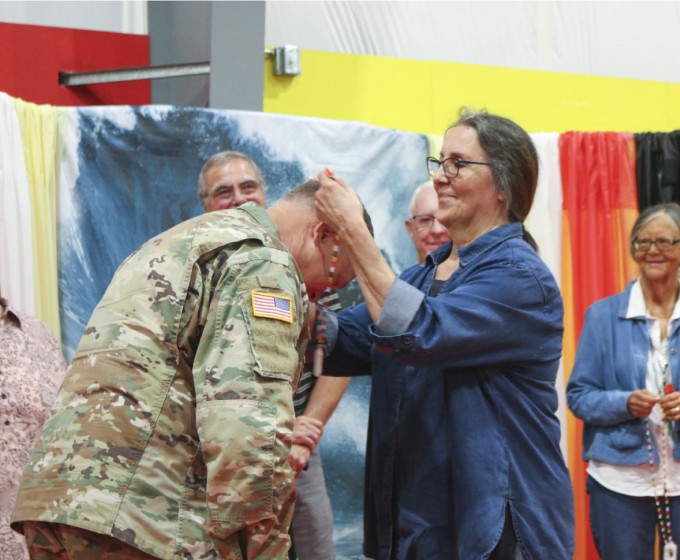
12, 203, 309, 559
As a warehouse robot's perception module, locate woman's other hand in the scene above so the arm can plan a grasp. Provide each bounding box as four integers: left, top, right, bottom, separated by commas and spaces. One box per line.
627, 389, 660, 418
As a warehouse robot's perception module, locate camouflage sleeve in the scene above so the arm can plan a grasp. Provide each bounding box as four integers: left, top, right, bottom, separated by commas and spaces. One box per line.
192, 245, 307, 555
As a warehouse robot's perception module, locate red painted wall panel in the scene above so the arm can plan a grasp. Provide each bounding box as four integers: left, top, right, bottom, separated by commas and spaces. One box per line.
0, 22, 150, 106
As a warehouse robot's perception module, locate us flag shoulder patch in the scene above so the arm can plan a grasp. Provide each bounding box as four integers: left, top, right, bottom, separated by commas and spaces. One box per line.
251, 291, 294, 323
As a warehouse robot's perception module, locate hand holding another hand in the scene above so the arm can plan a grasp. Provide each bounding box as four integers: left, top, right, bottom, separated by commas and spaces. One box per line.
292, 415, 323, 450
288, 415, 324, 475
659, 391, 680, 421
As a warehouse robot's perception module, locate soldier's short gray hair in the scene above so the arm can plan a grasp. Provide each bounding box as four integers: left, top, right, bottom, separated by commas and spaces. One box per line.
279, 179, 374, 237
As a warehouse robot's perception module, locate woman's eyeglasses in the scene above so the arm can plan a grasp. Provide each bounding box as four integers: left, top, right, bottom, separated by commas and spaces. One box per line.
426, 156, 493, 179
632, 238, 680, 252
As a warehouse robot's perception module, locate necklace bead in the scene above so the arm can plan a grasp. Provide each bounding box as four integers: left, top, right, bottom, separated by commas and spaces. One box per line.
312, 234, 341, 377
647, 355, 675, 550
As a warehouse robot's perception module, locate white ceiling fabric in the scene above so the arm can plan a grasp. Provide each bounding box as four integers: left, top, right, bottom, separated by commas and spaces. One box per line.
2, 1, 679, 83
265, 1, 680, 83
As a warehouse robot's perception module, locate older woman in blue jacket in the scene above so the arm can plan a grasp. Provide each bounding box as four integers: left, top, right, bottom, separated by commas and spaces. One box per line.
315, 108, 574, 560
568, 203, 680, 560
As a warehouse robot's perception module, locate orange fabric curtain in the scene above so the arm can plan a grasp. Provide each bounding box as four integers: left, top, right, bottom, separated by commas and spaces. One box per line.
560, 131, 639, 560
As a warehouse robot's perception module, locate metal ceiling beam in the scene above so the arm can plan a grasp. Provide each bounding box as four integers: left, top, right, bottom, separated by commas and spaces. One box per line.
59, 61, 210, 86
58, 46, 300, 87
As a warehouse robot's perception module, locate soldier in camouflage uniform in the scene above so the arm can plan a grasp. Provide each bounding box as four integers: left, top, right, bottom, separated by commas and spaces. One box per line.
196, 150, 353, 560
12, 180, 361, 560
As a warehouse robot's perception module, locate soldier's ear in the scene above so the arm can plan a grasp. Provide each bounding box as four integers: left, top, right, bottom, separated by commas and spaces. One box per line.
311, 222, 333, 247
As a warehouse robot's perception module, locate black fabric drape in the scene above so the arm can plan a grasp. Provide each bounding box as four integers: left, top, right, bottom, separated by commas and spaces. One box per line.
635, 131, 680, 209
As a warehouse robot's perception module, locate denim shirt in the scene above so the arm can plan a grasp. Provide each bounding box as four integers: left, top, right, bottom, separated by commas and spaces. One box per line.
567, 282, 680, 465
326, 222, 574, 560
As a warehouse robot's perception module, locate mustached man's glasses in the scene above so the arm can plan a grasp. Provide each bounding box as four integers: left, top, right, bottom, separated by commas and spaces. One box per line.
410, 215, 441, 232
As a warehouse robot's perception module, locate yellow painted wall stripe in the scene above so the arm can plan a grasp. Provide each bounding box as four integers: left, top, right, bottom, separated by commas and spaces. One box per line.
264, 49, 680, 135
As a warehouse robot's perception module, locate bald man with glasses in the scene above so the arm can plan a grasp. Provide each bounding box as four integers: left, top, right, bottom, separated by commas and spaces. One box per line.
405, 180, 452, 263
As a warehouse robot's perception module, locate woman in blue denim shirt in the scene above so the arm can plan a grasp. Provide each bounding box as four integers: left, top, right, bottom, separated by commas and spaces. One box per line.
315, 108, 574, 560
568, 203, 680, 560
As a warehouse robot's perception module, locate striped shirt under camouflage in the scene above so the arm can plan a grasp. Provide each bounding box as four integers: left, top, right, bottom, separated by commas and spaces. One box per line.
293, 291, 342, 416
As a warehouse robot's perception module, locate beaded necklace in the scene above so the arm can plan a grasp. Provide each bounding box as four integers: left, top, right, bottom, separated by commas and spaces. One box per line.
646, 352, 678, 560
312, 234, 341, 377
312, 167, 342, 377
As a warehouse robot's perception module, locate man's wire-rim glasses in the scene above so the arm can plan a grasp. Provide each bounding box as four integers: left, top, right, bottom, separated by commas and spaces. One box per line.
206, 180, 262, 201
632, 238, 680, 253
410, 214, 438, 232
426, 156, 493, 179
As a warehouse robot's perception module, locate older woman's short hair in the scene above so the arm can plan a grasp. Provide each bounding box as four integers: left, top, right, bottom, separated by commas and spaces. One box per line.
447, 108, 538, 224
630, 202, 680, 256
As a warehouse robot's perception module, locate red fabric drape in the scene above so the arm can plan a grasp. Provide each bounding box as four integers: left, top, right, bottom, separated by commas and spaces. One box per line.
560, 131, 639, 560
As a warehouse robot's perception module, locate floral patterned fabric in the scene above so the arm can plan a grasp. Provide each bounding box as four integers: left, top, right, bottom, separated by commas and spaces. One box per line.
0, 304, 66, 560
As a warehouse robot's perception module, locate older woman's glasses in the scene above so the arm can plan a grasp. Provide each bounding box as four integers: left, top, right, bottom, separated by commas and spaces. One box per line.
426, 156, 493, 179
632, 238, 680, 252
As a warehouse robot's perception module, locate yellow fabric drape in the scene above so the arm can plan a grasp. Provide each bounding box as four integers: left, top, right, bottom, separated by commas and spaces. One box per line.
13, 98, 67, 341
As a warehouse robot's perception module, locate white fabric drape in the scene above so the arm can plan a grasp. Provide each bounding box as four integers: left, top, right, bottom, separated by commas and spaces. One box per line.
0, 92, 35, 314
527, 131, 567, 460
527, 132, 563, 286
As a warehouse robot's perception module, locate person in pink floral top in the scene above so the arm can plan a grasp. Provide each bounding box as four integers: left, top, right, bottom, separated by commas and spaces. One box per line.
0, 295, 66, 560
